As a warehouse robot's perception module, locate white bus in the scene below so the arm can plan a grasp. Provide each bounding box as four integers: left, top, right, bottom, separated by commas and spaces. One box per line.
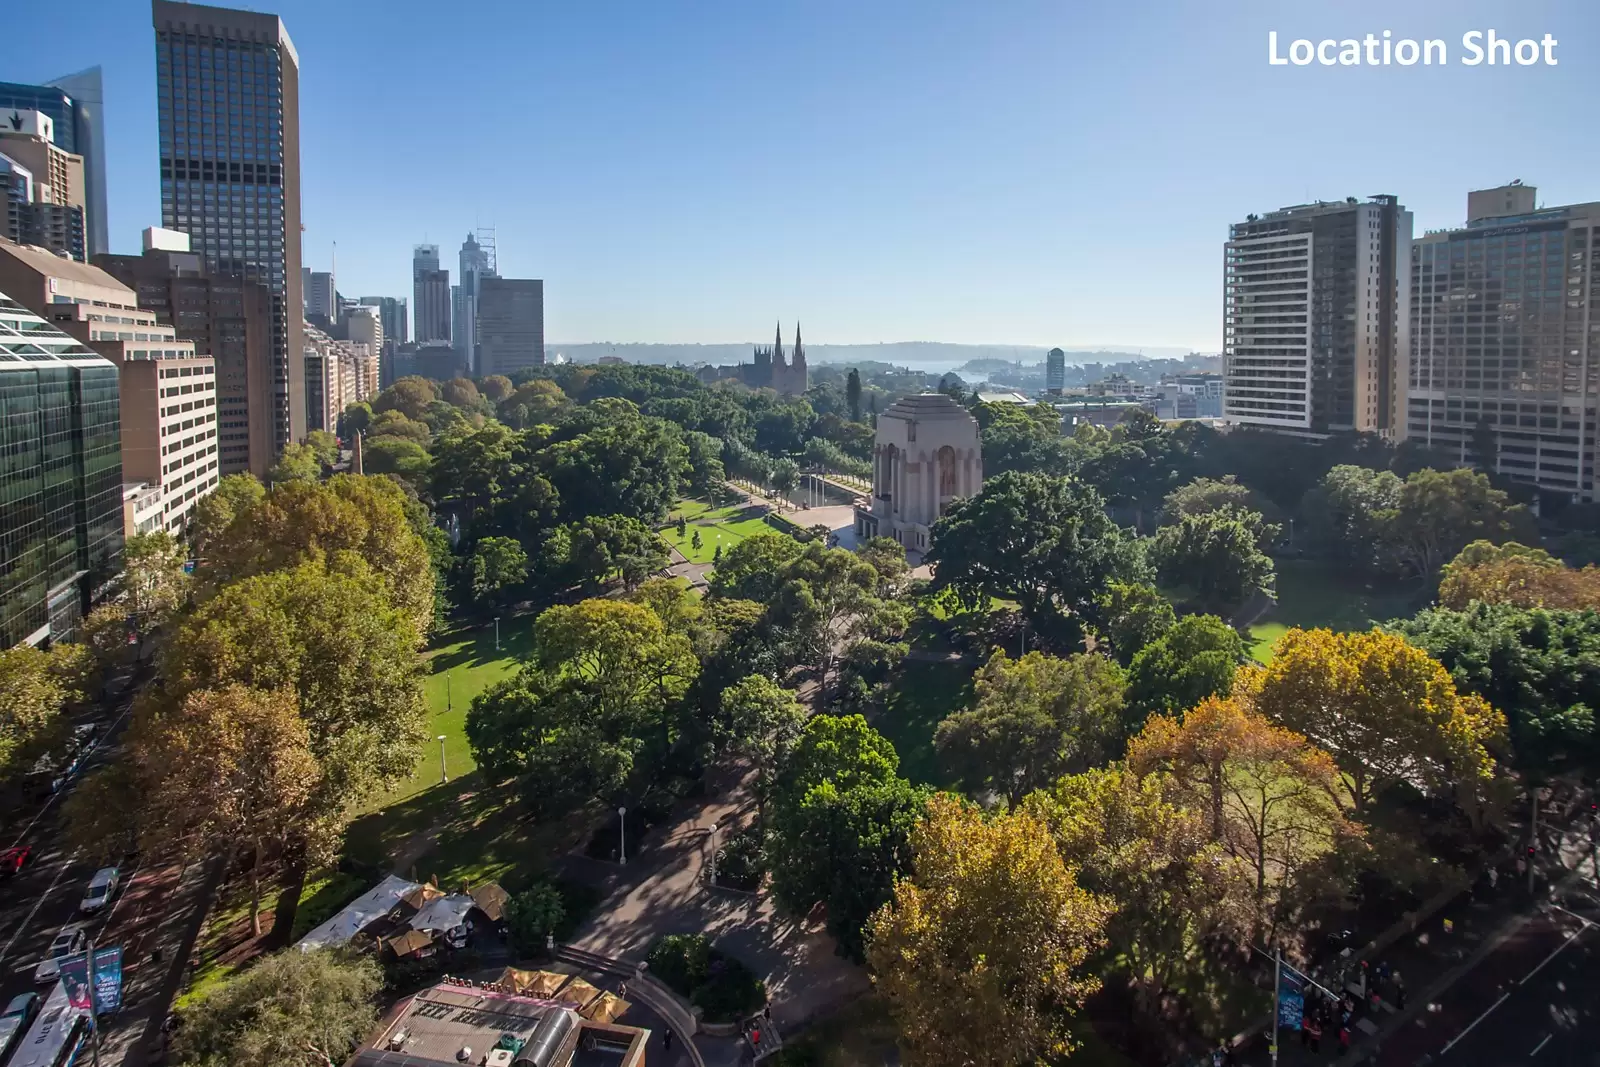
6, 985, 88, 1067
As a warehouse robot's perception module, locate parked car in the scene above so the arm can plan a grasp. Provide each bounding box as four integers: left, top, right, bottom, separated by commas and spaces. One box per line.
33, 926, 86, 984
0, 846, 30, 878
79, 867, 120, 914
0, 992, 41, 1060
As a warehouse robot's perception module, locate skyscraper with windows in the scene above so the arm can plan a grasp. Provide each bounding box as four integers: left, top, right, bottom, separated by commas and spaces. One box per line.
0, 69, 109, 258
0, 289, 123, 647
1407, 183, 1600, 504
454, 231, 495, 374
413, 244, 450, 343
1223, 196, 1412, 438
1046, 347, 1065, 394
153, 0, 304, 453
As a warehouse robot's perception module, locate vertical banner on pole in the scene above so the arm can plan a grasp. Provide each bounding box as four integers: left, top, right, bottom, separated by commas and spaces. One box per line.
1278, 964, 1305, 1031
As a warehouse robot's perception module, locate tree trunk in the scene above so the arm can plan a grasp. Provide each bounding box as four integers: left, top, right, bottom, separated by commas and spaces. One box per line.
248, 834, 264, 938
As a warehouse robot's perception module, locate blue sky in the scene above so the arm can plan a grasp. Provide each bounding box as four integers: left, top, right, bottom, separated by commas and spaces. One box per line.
3, 0, 1598, 348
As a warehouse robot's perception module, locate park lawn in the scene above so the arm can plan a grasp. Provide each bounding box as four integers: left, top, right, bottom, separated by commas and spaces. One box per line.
1248, 559, 1426, 662
662, 499, 778, 563
877, 660, 977, 789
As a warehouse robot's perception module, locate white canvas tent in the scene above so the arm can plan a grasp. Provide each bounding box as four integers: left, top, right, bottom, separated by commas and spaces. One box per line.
296, 874, 421, 952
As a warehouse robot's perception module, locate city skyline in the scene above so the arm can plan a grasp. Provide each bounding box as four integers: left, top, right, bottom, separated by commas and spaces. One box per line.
1, 0, 1598, 349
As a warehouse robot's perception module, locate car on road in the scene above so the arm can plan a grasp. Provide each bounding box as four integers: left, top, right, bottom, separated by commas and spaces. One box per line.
79, 867, 120, 914
32, 926, 86, 984
0, 992, 41, 1061
0, 846, 30, 878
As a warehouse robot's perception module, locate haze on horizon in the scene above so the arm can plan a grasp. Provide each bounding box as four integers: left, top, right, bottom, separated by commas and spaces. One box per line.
3, 0, 1597, 349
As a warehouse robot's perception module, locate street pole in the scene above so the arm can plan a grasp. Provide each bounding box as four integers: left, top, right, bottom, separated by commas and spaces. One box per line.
1270, 946, 1281, 1067
87, 938, 100, 1067
495, 616, 501, 652
618, 806, 628, 866
1529, 788, 1540, 895
446, 674, 452, 714
708, 820, 720, 887
438, 735, 448, 785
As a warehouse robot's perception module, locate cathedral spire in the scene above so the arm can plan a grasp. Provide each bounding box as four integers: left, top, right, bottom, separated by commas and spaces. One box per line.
793, 322, 803, 364
774, 320, 784, 365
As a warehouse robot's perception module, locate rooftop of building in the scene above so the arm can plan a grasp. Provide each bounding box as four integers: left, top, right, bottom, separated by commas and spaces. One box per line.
882, 392, 979, 421
0, 238, 133, 296
349, 980, 646, 1067
0, 290, 115, 368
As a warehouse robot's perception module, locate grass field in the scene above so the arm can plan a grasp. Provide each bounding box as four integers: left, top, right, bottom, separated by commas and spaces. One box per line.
1248, 559, 1427, 661
877, 660, 977, 789
661, 499, 777, 563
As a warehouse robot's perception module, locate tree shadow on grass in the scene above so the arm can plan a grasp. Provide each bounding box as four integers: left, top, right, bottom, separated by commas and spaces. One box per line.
875, 660, 975, 790
428, 616, 539, 675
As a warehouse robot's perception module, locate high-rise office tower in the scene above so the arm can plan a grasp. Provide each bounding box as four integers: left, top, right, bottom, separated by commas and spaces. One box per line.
98, 227, 276, 478
1224, 196, 1412, 438
154, 0, 304, 453
453, 230, 496, 373
358, 295, 407, 346
0, 288, 123, 646
477, 277, 544, 376
0, 110, 88, 261
0, 68, 109, 257
1046, 347, 1065, 394
1408, 183, 1600, 503
412, 244, 450, 343
305, 269, 335, 326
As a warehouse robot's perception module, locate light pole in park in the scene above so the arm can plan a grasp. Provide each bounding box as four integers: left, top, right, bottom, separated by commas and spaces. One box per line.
708, 817, 722, 887
438, 735, 448, 784
494, 615, 501, 652
618, 806, 628, 866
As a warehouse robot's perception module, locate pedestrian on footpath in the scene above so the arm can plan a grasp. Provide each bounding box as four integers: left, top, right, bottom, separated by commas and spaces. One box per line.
1339, 1025, 1351, 1052
1305, 1016, 1322, 1052
663, 1028, 673, 1050
618, 981, 628, 999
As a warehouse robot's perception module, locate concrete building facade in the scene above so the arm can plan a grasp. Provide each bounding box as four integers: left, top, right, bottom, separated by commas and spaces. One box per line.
1224, 196, 1412, 439
854, 392, 983, 554
0, 239, 219, 537
154, 0, 305, 454
305, 268, 335, 326
96, 227, 276, 478
1046, 346, 1066, 394
477, 277, 544, 375
0, 110, 88, 262
0, 69, 108, 257
1407, 183, 1600, 503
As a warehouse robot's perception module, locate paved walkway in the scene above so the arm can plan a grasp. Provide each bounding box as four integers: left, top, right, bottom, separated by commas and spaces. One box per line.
560, 766, 869, 1035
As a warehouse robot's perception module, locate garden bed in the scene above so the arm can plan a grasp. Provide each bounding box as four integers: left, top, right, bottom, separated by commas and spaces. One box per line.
646, 933, 767, 1024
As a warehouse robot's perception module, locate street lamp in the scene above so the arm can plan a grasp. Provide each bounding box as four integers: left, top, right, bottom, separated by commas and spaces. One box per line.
437, 735, 448, 784
618, 806, 628, 866
494, 616, 501, 652
708, 818, 722, 887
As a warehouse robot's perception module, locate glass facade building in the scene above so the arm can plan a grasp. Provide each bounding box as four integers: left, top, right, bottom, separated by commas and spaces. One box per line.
0, 69, 109, 258
0, 291, 123, 647
153, 0, 304, 451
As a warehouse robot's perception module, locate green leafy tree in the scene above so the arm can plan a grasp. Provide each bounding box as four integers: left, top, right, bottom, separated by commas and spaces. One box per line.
691, 528, 703, 552
161, 558, 427, 818
191, 474, 267, 555
846, 368, 863, 422
303, 430, 340, 469
505, 881, 566, 956
935, 649, 1127, 806
0, 643, 86, 782
866, 794, 1108, 1067
769, 457, 799, 495
269, 442, 321, 484
547, 514, 669, 592
720, 675, 807, 804
1125, 614, 1244, 732
338, 401, 372, 438
478, 374, 514, 403
1386, 467, 1531, 579
707, 532, 804, 602
174, 948, 381, 1067
1393, 601, 1600, 777
196, 475, 437, 635
1150, 509, 1276, 618
1029, 767, 1250, 1010
441, 376, 482, 410
927, 471, 1149, 649
373, 376, 441, 421
122, 529, 191, 657
1097, 580, 1176, 666
684, 430, 727, 496
537, 400, 688, 524
122, 686, 320, 934
365, 409, 432, 445
470, 536, 529, 609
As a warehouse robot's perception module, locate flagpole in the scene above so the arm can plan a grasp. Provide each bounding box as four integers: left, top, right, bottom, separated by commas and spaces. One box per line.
1271, 946, 1280, 1067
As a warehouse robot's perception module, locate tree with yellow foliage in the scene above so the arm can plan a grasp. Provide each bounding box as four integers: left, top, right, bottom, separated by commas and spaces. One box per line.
866, 795, 1109, 1067
1437, 539, 1600, 611
1126, 697, 1355, 935
1239, 628, 1507, 828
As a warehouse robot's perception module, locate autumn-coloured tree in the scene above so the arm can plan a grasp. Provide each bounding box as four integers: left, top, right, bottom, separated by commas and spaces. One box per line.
121, 529, 191, 657
1437, 540, 1600, 611
127, 686, 322, 934
934, 649, 1126, 806
1240, 627, 1507, 827
0, 643, 87, 782
196, 474, 436, 634
1027, 767, 1251, 1009
866, 795, 1109, 1067
1126, 697, 1355, 935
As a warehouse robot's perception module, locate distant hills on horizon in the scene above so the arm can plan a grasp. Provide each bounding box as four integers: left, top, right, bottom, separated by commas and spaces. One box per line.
546, 341, 1210, 367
